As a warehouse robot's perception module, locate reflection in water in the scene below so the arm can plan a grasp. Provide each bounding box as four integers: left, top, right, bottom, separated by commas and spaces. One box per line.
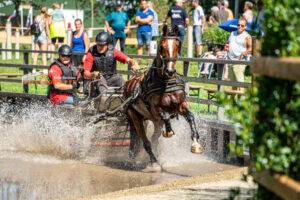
0, 157, 159, 200
0, 181, 19, 200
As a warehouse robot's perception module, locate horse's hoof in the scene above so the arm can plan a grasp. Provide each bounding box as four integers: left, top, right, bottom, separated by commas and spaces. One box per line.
162, 130, 175, 138
142, 162, 162, 173
191, 141, 203, 154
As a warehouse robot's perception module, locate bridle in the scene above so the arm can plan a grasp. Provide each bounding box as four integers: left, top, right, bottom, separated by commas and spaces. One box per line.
157, 36, 180, 77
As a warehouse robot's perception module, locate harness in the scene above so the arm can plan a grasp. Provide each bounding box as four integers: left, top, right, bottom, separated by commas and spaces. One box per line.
90, 45, 117, 78
140, 34, 185, 100
48, 59, 77, 96
141, 62, 186, 102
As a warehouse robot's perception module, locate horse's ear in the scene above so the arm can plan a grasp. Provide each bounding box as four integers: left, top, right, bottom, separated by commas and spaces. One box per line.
173, 25, 179, 36
162, 24, 168, 36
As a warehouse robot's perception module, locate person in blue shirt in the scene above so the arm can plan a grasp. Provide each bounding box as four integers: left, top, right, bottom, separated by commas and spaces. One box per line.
70, 18, 90, 67
105, 0, 130, 52
135, 0, 154, 56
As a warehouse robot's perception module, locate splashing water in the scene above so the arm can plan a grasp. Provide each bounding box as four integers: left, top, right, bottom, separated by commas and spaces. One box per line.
156, 116, 210, 167
0, 101, 95, 160
0, 100, 213, 166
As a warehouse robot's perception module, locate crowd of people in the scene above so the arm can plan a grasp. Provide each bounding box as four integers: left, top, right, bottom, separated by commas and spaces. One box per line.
27, 0, 264, 105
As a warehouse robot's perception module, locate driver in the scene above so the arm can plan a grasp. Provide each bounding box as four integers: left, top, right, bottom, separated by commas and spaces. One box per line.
48, 45, 81, 106
83, 32, 139, 96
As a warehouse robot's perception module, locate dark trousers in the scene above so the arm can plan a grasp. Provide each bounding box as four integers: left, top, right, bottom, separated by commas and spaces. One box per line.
112, 37, 126, 52
84, 74, 124, 97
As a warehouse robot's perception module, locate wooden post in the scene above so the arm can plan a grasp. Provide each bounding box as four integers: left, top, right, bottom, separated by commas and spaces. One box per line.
6, 21, 12, 59
31, 35, 35, 60
66, 22, 72, 45
15, 29, 20, 59
183, 26, 193, 77
2, 42, 6, 60
87, 28, 93, 39
23, 52, 29, 93
234, 0, 239, 18
217, 63, 226, 121
187, 26, 193, 58
20, 7, 24, 35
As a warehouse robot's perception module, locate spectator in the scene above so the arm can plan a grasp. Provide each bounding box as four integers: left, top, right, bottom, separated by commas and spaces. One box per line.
25, 5, 33, 29
243, 1, 253, 23
225, 18, 252, 92
69, 18, 90, 68
135, 0, 154, 57
105, 0, 130, 52
164, 0, 189, 45
207, 6, 220, 26
32, 7, 50, 74
191, 0, 205, 57
217, 0, 228, 23
49, 3, 66, 49
255, 0, 265, 37
148, 1, 159, 40
224, 0, 233, 20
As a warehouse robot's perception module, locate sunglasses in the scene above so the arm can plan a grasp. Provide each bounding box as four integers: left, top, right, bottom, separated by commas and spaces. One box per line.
61, 55, 71, 58
238, 24, 245, 27
97, 44, 107, 47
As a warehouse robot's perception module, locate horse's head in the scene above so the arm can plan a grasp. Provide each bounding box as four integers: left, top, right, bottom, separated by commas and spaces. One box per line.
157, 25, 181, 78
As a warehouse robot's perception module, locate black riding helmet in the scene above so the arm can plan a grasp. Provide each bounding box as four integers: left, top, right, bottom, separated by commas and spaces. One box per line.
95, 32, 112, 45
58, 44, 72, 56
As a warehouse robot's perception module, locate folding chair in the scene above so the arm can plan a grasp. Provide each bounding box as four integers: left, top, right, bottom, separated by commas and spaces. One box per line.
197, 52, 216, 79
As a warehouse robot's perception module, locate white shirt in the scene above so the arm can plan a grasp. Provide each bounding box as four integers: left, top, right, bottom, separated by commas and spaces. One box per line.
228, 31, 250, 60
243, 10, 253, 23
192, 6, 204, 26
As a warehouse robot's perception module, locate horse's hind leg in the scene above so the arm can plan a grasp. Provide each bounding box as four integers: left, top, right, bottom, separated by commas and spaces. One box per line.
183, 110, 203, 154
161, 111, 175, 138
127, 109, 161, 172
128, 120, 141, 159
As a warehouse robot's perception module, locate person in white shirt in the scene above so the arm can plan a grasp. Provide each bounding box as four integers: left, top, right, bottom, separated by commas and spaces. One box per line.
225, 18, 252, 92
191, 0, 205, 56
243, 1, 254, 23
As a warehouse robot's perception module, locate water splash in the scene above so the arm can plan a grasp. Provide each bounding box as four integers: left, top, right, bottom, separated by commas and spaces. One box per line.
149, 116, 211, 167
0, 101, 94, 160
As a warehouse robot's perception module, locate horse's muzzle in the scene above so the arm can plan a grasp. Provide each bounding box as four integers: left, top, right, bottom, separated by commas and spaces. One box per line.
166, 62, 176, 76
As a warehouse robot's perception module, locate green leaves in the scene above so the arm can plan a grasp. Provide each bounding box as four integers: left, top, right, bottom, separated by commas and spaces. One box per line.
202, 25, 230, 45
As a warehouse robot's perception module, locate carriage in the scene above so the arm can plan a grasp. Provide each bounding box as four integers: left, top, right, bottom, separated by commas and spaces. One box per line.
20, 25, 203, 172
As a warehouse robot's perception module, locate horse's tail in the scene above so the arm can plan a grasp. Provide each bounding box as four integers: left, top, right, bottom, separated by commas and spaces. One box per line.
123, 74, 144, 99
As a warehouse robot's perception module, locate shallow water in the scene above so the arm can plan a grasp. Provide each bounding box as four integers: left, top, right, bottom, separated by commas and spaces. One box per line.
0, 101, 234, 199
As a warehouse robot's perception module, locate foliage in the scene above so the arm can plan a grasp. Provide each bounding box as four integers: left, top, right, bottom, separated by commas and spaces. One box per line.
261, 0, 300, 57
76, 0, 174, 27
219, 0, 300, 198
202, 25, 230, 45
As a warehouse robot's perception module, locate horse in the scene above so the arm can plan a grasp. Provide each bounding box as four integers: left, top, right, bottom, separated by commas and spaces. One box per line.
123, 25, 204, 172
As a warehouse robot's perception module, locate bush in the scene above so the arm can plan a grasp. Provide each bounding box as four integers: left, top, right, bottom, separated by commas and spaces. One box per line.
202, 25, 230, 45
219, 0, 300, 198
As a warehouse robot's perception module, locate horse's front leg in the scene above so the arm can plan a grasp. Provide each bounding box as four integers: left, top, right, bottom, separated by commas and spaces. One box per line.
151, 120, 164, 155
161, 111, 175, 138
180, 102, 204, 154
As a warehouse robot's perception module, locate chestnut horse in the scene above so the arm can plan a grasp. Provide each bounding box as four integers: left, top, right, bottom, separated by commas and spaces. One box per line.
123, 25, 203, 172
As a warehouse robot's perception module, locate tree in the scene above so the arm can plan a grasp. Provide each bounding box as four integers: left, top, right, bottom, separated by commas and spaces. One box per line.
0, 0, 46, 26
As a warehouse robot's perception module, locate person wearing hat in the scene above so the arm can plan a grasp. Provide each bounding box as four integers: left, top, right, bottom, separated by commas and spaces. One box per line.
105, 0, 130, 52
83, 32, 139, 96
48, 45, 81, 106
